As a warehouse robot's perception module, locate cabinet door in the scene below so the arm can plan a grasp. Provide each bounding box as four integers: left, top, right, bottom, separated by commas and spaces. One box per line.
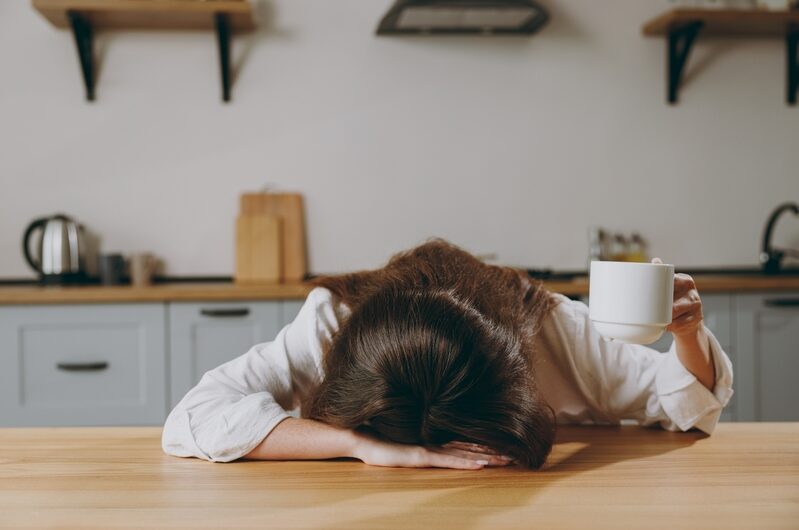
735, 292, 799, 421
168, 301, 282, 407
280, 300, 305, 327
0, 304, 167, 427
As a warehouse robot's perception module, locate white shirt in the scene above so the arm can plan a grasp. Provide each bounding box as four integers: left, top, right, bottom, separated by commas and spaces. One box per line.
162, 287, 734, 462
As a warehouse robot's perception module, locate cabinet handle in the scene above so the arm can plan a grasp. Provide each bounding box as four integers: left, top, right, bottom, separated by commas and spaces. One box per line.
200, 308, 251, 318
56, 361, 109, 372
764, 298, 799, 308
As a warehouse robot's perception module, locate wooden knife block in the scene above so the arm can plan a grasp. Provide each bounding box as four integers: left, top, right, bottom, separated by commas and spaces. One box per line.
235, 192, 307, 283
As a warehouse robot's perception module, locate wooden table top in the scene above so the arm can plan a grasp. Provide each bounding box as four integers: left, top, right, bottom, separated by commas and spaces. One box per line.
1, 274, 797, 305
1, 423, 797, 530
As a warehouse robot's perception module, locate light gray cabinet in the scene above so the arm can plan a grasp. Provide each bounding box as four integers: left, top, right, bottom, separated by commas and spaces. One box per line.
735, 292, 799, 421
1, 288, 796, 427
0, 304, 167, 427
281, 300, 304, 327
168, 301, 283, 407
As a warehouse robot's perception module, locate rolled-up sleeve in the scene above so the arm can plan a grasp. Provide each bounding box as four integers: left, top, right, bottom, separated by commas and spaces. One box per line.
161, 287, 344, 462
544, 294, 734, 434
656, 326, 734, 434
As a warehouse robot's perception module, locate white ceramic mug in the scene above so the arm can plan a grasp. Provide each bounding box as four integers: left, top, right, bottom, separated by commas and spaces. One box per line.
589, 261, 675, 345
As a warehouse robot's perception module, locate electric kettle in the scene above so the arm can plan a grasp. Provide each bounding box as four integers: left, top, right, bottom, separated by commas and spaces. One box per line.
22, 214, 90, 283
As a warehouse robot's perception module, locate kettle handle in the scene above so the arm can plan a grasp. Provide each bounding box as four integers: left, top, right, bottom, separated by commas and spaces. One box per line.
22, 218, 48, 274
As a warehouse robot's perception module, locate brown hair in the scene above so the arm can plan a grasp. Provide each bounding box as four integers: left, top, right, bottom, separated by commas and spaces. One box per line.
306, 238, 558, 468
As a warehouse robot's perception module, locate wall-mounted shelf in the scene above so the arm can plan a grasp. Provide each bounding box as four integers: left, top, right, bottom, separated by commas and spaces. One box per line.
32, 0, 256, 102
642, 9, 799, 105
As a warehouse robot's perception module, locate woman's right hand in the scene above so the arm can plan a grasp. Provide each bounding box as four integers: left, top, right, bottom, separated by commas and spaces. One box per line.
350, 429, 514, 470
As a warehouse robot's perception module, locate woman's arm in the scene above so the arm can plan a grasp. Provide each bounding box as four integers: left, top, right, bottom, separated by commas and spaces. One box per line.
655, 259, 716, 391
542, 287, 733, 434
243, 417, 513, 469
162, 287, 339, 462
164, 287, 511, 469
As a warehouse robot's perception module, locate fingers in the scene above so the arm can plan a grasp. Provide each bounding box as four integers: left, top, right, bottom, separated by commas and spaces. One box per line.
439, 441, 515, 466
672, 293, 701, 318
651, 262, 697, 299
668, 291, 704, 336
442, 441, 500, 456
431, 446, 514, 467
667, 310, 703, 334
673, 273, 696, 297
422, 449, 487, 470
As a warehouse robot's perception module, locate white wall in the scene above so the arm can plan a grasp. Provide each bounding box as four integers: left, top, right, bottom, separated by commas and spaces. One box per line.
1, 0, 797, 278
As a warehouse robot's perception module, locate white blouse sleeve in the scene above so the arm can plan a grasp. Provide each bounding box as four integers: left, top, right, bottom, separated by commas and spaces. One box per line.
545, 294, 734, 434
161, 287, 344, 462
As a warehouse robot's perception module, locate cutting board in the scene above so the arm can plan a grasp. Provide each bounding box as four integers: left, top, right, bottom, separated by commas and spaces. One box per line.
235, 214, 282, 283
240, 192, 307, 281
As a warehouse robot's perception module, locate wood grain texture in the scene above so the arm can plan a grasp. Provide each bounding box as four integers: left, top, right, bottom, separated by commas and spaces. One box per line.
543, 274, 799, 297
643, 8, 799, 36
0, 424, 796, 530
32, 0, 256, 31
0, 282, 312, 305
240, 193, 308, 282
235, 214, 283, 284
0, 275, 797, 305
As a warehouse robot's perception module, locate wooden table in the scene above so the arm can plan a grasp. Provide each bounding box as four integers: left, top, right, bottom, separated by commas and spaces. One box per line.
1, 424, 797, 530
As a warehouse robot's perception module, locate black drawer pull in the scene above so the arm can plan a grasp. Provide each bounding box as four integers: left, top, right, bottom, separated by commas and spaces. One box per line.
56, 361, 109, 372
200, 308, 250, 318
764, 298, 799, 308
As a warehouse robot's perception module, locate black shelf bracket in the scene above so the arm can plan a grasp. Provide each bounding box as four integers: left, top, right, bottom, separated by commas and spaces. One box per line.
667, 21, 703, 104
68, 11, 95, 102
788, 24, 798, 105
215, 13, 232, 102
63, 11, 236, 102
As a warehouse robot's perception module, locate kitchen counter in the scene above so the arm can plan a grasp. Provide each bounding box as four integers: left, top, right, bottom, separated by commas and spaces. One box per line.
0, 281, 312, 305
0, 423, 796, 530
0, 274, 797, 304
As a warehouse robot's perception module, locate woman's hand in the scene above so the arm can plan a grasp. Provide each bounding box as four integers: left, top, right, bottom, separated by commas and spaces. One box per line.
652, 258, 715, 391
663, 268, 704, 338
350, 429, 514, 470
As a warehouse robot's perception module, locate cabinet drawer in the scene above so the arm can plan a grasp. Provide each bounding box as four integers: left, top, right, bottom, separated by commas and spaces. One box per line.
168, 301, 283, 407
0, 304, 167, 426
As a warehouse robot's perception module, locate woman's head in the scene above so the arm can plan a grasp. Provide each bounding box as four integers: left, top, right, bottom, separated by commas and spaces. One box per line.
307, 238, 557, 468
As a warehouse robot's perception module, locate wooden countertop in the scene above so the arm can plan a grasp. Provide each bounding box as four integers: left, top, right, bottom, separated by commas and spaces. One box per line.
0, 274, 797, 305
0, 281, 313, 305
0, 423, 796, 530
545, 274, 799, 297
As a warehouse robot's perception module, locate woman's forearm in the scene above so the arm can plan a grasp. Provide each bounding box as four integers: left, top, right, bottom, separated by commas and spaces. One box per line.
674, 326, 716, 392
243, 416, 511, 469
243, 417, 358, 461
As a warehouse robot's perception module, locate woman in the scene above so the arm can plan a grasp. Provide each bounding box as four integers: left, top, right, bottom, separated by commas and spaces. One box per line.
162, 239, 733, 470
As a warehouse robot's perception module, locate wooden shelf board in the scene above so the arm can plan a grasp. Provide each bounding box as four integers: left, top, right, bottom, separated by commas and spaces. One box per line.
32, 0, 256, 31
643, 8, 799, 37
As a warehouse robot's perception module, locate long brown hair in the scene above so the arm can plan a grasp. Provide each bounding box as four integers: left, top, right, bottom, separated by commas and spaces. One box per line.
307, 238, 558, 468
